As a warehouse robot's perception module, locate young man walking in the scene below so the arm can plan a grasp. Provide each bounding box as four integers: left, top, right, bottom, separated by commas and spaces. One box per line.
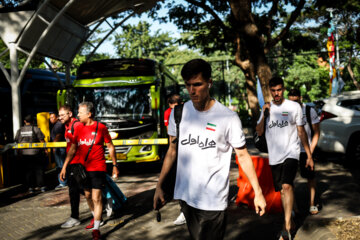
256, 77, 314, 240
60, 102, 119, 240
58, 105, 84, 228
288, 89, 320, 215
154, 59, 266, 240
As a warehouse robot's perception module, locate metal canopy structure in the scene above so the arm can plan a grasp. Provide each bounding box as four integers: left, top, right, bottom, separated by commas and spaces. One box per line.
0, 0, 161, 137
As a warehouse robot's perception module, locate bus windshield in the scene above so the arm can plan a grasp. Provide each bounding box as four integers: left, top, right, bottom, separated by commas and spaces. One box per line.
74, 86, 152, 119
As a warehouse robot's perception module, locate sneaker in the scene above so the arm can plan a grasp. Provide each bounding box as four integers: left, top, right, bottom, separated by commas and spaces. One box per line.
40, 186, 46, 193
278, 230, 292, 240
105, 198, 113, 217
55, 184, 67, 190
85, 218, 104, 230
173, 212, 186, 225
28, 188, 34, 194
92, 229, 101, 240
61, 217, 80, 228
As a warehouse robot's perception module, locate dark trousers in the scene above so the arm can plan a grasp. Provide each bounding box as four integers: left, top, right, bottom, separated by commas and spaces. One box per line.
180, 200, 227, 240
67, 164, 83, 219
23, 155, 45, 188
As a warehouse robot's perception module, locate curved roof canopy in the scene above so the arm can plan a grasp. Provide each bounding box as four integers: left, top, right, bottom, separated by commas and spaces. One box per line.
0, 0, 160, 63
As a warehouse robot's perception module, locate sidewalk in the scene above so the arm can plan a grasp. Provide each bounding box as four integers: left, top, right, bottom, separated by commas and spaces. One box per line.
0, 136, 359, 239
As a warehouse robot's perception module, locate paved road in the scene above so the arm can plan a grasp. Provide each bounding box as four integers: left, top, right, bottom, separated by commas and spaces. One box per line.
0, 146, 360, 239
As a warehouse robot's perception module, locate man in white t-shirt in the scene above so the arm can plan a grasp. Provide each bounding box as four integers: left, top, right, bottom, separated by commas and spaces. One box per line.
153, 59, 266, 240
256, 77, 313, 240
288, 88, 320, 215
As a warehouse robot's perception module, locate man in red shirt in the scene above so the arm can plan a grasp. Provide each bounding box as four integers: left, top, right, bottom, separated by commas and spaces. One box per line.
58, 105, 84, 228
164, 94, 181, 130
60, 102, 119, 240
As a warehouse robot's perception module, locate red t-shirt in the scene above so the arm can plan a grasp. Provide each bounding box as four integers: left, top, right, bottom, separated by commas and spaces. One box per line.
72, 121, 111, 172
164, 107, 172, 127
64, 118, 83, 164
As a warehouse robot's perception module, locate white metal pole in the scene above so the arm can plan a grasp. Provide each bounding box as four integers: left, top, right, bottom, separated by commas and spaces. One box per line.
9, 43, 21, 138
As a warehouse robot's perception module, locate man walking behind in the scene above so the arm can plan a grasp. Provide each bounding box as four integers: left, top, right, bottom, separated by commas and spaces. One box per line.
58, 105, 84, 228
60, 102, 119, 240
256, 77, 314, 240
288, 88, 320, 215
14, 115, 47, 193
154, 59, 266, 240
50, 112, 67, 189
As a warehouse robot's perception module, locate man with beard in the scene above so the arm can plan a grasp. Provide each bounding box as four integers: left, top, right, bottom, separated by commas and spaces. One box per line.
256, 77, 313, 240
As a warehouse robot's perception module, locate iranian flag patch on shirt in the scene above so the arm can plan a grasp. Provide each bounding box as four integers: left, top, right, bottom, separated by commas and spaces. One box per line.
282, 112, 288, 117
206, 123, 216, 131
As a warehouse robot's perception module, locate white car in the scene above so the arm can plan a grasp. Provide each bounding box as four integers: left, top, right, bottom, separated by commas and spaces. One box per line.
317, 90, 360, 164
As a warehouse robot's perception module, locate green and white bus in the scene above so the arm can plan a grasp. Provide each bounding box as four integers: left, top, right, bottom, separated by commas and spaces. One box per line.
57, 58, 179, 164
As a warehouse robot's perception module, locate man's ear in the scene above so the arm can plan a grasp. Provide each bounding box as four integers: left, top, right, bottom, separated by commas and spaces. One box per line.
208, 79, 213, 88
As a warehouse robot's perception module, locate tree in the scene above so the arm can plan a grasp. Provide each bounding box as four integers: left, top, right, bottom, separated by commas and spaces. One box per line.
300, 0, 360, 90
284, 52, 329, 102
149, 0, 360, 124
113, 21, 177, 62
149, 0, 307, 124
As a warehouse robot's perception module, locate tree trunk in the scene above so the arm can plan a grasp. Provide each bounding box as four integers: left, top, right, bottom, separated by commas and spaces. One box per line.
347, 51, 360, 90
229, 0, 273, 126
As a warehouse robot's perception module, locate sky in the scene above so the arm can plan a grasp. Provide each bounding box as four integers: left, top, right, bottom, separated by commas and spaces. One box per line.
96, 4, 181, 56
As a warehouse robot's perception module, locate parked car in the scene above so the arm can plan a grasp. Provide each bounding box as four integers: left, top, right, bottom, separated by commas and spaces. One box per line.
317, 90, 360, 164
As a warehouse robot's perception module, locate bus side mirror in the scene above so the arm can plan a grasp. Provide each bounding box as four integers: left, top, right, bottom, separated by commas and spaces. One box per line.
150, 85, 160, 110
57, 89, 67, 109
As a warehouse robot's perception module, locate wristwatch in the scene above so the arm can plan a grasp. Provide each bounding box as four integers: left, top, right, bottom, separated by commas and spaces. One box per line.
113, 163, 119, 168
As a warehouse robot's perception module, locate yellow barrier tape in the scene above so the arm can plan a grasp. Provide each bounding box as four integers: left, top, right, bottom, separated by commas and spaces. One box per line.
0, 138, 169, 150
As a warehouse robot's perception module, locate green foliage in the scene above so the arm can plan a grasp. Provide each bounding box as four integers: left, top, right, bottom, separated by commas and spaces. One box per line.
342, 57, 360, 91
284, 52, 329, 102
113, 21, 176, 62
0, 39, 45, 70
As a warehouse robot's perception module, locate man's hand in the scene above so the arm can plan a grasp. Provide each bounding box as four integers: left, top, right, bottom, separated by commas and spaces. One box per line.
112, 166, 120, 179
153, 186, 166, 210
305, 157, 314, 171
254, 193, 267, 216
60, 167, 66, 182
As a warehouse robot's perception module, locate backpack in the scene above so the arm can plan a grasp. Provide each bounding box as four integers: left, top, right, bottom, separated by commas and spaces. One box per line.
254, 109, 269, 153
71, 119, 80, 135
162, 104, 184, 201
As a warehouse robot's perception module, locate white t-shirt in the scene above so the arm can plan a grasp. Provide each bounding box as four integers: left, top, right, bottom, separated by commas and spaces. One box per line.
257, 99, 304, 165
300, 105, 320, 153
168, 100, 246, 211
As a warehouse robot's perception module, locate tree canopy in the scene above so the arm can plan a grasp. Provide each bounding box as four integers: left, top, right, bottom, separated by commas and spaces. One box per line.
148, 0, 360, 123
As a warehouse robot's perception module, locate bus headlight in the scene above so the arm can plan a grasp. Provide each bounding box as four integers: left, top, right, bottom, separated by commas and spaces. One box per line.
109, 132, 119, 139
140, 145, 152, 152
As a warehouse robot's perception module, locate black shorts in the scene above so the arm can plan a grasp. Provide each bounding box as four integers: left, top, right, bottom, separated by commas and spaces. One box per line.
270, 158, 298, 192
83, 171, 106, 190
299, 152, 315, 180
180, 200, 227, 240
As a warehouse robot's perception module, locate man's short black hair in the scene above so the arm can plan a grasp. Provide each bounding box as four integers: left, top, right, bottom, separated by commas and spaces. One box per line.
167, 94, 182, 105
24, 114, 33, 123
181, 59, 211, 82
269, 76, 284, 88
288, 88, 301, 97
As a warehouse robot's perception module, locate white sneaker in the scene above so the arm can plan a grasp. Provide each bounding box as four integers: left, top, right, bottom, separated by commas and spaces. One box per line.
105, 198, 113, 217
173, 212, 186, 225
61, 217, 81, 229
